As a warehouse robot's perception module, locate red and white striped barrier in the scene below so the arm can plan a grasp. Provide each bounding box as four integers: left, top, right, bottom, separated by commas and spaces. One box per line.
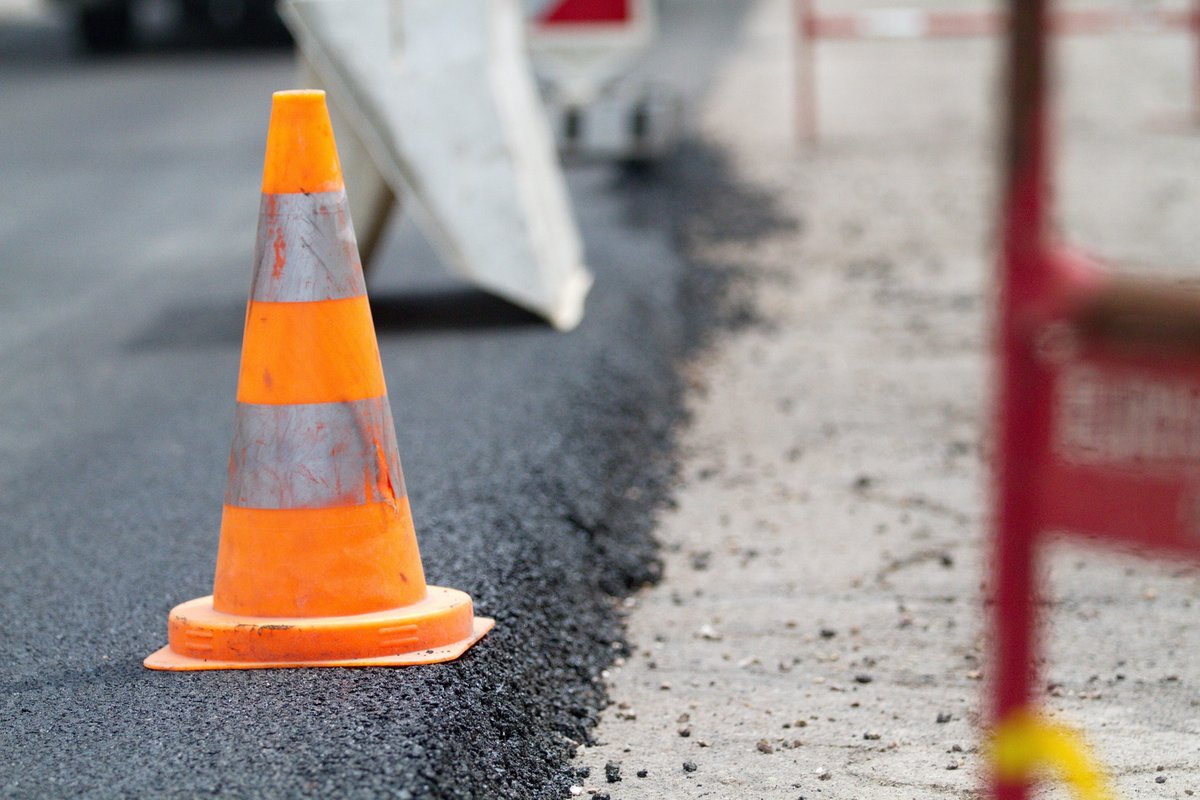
805, 5, 1191, 39
795, 0, 1200, 143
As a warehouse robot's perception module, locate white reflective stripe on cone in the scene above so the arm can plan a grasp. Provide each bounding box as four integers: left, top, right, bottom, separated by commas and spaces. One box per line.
252, 190, 367, 303
225, 396, 406, 509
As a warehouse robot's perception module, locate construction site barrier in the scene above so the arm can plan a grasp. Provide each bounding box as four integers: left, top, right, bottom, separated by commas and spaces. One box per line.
989, 0, 1200, 796
795, 0, 1200, 143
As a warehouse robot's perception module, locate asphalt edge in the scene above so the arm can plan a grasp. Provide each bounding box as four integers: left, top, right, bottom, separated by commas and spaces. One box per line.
534, 138, 797, 798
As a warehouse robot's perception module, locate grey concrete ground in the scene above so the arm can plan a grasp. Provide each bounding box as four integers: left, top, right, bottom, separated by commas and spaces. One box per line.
579, 1, 1200, 798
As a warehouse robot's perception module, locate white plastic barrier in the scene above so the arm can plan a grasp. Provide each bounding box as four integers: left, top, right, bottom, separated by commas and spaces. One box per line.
283, 0, 593, 331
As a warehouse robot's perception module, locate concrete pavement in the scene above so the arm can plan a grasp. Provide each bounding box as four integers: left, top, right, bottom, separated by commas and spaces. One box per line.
579, 1, 1200, 797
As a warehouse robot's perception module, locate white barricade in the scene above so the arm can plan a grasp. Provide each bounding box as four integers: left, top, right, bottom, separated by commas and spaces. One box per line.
284, 0, 593, 331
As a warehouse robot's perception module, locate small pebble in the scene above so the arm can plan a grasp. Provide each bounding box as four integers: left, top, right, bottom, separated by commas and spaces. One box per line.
863, 732, 881, 741
819, 628, 837, 639
756, 739, 774, 754
636, 769, 648, 778
683, 761, 698, 773
936, 712, 952, 724
568, 787, 583, 797
678, 726, 692, 738
854, 674, 873, 684
1156, 776, 1167, 784
605, 762, 621, 783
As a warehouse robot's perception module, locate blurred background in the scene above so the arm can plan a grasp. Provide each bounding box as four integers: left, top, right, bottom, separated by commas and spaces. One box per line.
0, 0, 290, 53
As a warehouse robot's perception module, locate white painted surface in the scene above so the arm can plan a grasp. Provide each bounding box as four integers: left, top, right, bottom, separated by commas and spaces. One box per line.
856, 7, 930, 37
283, 0, 592, 331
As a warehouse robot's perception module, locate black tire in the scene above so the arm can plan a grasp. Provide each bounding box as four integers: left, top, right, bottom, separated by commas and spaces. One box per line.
79, 3, 132, 54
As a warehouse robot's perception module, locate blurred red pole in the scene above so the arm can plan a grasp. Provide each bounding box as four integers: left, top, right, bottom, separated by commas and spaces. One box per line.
992, 0, 1049, 797
1193, 0, 1200, 124
794, 0, 818, 145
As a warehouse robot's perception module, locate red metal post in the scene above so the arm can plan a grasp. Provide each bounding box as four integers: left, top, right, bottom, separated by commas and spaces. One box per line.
794, 0, 818, 145
992, 0, 1050, 798
1193, 0, 1200, 124
991, 1, 1200, 795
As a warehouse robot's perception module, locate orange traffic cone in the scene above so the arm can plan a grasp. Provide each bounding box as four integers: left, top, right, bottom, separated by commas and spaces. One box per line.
145, 90, 494, 670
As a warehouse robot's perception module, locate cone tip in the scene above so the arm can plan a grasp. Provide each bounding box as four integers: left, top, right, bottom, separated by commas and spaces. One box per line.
262, 89, 343, 195
274, 88, 326, 102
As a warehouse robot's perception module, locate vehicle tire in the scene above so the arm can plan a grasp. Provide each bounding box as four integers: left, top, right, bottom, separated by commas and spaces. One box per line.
79, 3, 132, 54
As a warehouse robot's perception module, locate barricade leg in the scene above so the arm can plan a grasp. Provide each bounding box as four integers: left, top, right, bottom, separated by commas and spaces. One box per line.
992, 1, 1051, 795
794, 0, 818, 145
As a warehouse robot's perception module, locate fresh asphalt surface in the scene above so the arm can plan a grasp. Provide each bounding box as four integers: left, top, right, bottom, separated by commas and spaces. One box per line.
0, 3, 756, 798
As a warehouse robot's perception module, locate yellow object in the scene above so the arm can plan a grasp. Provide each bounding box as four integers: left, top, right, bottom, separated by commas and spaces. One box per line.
990, 709, 1117, 800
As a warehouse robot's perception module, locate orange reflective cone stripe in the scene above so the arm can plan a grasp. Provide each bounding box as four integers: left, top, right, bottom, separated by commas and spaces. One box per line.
237, 297, 387, 405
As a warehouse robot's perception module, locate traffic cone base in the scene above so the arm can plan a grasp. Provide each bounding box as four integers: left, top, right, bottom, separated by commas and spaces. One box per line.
144, 588, 494, 671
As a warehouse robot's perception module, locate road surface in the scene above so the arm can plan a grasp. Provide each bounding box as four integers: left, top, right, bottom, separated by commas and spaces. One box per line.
0, 2, 755, 797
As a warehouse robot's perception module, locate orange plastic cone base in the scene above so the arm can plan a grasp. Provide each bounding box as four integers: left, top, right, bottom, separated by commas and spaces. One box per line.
144, 587, 494, 671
